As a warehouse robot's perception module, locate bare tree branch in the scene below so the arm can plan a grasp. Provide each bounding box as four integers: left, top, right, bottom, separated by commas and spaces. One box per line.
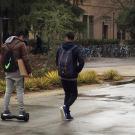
111, 0, 134, 10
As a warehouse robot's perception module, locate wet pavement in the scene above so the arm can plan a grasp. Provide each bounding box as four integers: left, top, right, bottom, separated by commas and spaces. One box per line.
0, 84, 135, 135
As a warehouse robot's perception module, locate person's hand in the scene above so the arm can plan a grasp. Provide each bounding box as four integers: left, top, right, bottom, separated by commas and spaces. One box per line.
29, 73, 33, 77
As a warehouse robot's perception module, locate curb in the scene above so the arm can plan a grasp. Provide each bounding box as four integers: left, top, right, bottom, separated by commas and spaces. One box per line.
111, 78, 135, 85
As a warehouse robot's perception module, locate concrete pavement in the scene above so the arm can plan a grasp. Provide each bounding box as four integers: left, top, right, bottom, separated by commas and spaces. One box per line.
0, 84, 135, 135
84, 57, 135, 77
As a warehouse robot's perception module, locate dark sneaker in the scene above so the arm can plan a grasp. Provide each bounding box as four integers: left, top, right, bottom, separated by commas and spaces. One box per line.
3, 110, 12, 116
19, 110, 27, 117
60, 106, 74, 121
66, 111, 74, 121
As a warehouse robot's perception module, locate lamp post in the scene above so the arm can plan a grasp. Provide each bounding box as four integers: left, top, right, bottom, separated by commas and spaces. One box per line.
0, 1, 2, 45
0, 0, 3, 45
112, 12, 115, 40
0, 18, 3, 45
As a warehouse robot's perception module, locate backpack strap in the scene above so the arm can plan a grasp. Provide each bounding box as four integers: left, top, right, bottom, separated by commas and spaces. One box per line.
70, 45, 77, 51
58, 46, 64, 66
60, 45, 77, 52
4, 40, 20, 50
5, 40, 20, 50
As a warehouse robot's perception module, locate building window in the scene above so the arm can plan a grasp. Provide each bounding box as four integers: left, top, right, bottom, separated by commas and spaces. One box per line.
117, 30, 126, 40
102, 22, 108, 39
83, 15, 87, 38
117, 31, 121, 40
122, 30, 126, 40
83, 15, 94, 39
89, 16, 94, 39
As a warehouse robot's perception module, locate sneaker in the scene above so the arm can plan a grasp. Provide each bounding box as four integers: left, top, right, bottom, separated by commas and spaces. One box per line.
19, 110, 27, 117
3, 110, 12, 116
60, 106, 67, 120
60, 106, 74, 121
66, 111, 74, 121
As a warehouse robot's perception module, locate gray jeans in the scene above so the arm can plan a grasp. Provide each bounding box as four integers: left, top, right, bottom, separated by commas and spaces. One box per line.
3, 77, 24, 111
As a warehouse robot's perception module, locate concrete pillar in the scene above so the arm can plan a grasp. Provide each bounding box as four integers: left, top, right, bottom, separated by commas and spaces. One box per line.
0, 19, 2, 44
87, 15, 90, 38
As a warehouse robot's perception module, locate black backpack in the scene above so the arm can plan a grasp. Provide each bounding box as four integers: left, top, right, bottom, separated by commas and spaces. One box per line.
2, 45, 18, 72
58, 45, 77, 78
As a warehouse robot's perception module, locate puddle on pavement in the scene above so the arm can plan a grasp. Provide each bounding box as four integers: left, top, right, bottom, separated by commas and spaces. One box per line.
78, 94, 127, 103
58, 92, 134, 104
106, 96, 124, 100
58, 92, 135, 105
79, 94, 109, 98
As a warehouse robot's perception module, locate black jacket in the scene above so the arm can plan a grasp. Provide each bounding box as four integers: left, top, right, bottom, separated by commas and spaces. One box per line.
56, 42, 84, 79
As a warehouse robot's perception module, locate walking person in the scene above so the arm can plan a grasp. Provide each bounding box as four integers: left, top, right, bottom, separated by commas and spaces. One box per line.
34, 35, 43, 54
0, 31, 32, 117
56, 32, 84, 120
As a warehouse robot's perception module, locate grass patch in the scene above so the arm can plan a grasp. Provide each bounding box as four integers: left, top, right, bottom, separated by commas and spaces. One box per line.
0, 80, 6, 93
103, 69, 123, 81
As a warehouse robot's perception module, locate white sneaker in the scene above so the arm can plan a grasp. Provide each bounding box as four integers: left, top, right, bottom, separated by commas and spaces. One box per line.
60, 106, 66, 120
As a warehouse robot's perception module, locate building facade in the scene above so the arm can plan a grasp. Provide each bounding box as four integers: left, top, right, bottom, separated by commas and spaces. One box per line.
79, 0, 130, 40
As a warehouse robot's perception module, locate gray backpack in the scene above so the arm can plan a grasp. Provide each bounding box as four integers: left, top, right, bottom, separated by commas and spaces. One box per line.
58, 46, 77, 78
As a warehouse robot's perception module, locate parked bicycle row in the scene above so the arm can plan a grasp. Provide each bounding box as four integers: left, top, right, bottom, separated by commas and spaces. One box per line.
81, 44, 135, 58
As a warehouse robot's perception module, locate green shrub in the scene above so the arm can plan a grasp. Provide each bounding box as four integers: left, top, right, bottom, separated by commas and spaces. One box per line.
25, 77, 50, 91
0, 70, 123, 94
78, 71, 99, 84
45, 71, 60, 86
78, 39, 119, 47
113, 75, 123, 81
25, 78, 36, 91
28, 39, 36, 47
125, 40, 135, 45
103, 70, 123, 81
25, 71, 60, 91
0, 80, 6, 93
33, 68, 48, 78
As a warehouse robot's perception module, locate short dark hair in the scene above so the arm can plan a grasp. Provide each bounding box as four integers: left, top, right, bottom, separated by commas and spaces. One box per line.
15, 31, 25, 37
65, 32, 75, 40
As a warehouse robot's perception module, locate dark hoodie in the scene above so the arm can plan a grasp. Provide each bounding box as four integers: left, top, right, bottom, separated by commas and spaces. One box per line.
56, 42, 84, 79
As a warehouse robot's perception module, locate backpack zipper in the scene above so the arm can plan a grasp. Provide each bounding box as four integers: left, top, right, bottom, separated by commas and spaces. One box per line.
64, 53, 69, 72
64, 46, 76, 73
